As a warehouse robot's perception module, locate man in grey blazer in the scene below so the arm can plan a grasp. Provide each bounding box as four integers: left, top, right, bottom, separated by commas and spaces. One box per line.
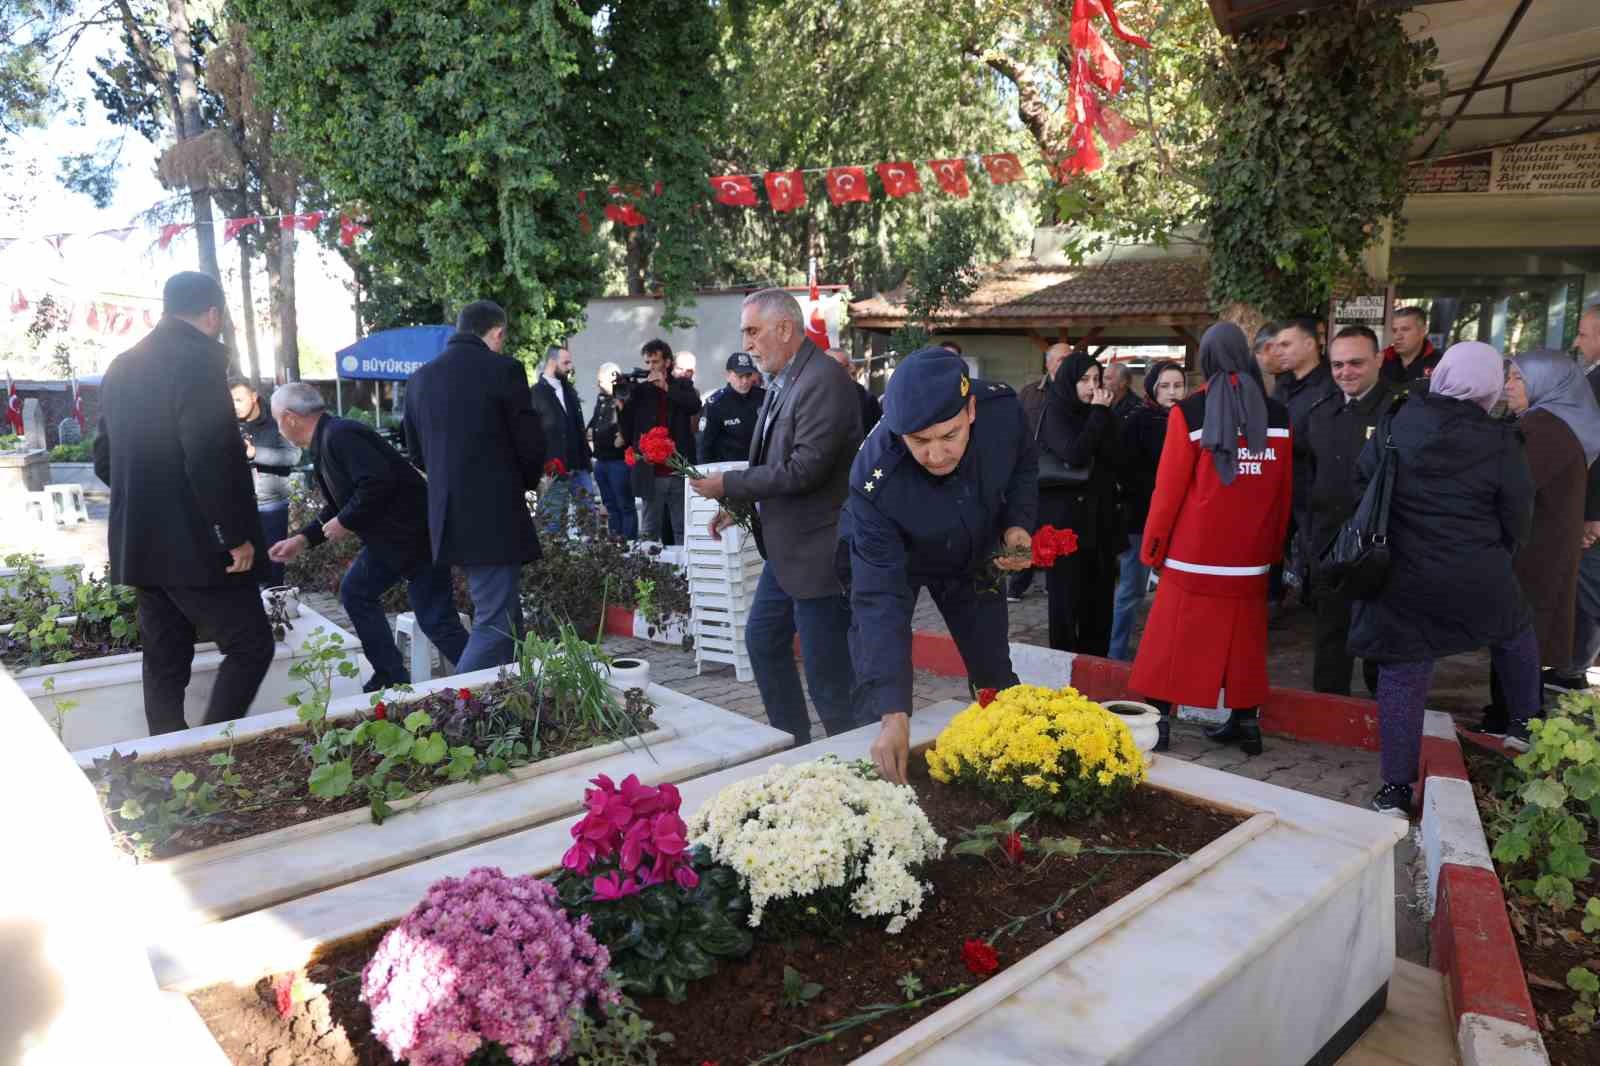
689, 289, 863, 747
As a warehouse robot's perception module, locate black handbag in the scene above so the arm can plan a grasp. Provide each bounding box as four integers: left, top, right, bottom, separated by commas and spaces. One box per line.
1321, 404, 1401, 599
1035, 396, 1094, 489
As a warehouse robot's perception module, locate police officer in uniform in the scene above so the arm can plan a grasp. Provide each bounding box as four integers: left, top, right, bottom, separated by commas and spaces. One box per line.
838, 347, 1039, 784
698, 351, 766, 464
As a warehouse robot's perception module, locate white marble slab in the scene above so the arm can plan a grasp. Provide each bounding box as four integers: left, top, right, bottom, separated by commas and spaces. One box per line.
11, 606, 368, 751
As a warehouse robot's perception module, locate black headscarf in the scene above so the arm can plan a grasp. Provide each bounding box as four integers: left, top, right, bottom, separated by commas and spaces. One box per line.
1197, 322, 1268, 486
1050, 350, 1100, 417
1142, 359, 1185, 408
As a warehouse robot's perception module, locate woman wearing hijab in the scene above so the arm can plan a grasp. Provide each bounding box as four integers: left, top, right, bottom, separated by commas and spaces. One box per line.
1036, 350, 1123, 654
1349, 341, 1537, 817
1128, 324, 1292, 754
1481, 349, 1600, 730
1108, 360, 1187, 660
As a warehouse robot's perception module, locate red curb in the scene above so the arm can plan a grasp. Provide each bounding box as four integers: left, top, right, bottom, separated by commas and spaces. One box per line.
1420, 734, 1469, 783
603, 605, 635, 638
1430, 863, 1537, 1031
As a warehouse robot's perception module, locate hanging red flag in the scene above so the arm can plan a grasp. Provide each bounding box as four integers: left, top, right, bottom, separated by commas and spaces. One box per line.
339, 214, 367, 247
927, 158, 970, 198
86, 303, 101, 332
5, 371, 23, 435
605, 187, 648, 227
116, 306, 134, 335
70, 376, 85, 431
763, 171, 806, 212
291, 211, 325, 231
709, 175, 758, 207
1073, 20, 1125, 95
981, 153, 1026, 184
825, 166, 871, 205
8, 289, 27, 315
143, 309, 158, 329
1096, 107, 1139, 151
92, 226, 137, 241
1080, 0, 1151, 49
223, 216, 260, 242
159, 223, 191, 249
1058, 124, 1104, 178
875, 162, 922, 198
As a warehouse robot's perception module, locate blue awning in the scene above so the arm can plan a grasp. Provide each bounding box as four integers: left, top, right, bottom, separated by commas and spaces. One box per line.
335, 326, 455, 381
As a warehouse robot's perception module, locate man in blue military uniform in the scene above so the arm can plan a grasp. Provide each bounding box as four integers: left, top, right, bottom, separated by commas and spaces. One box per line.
838, 346, 1039, 783
698, 352, 766, 464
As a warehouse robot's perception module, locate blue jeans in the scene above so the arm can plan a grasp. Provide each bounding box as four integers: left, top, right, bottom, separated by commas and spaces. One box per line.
593, 460, 637, 539
744, 563, 857, 747
340, 548, 470, 683
537, 471, 599, 536
1107, 533, 1149, 661
258, 500, 289, 587
457, 563, 523, 672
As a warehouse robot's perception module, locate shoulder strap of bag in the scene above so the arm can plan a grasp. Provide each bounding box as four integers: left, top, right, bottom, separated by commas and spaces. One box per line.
1369, 398, 1406, 540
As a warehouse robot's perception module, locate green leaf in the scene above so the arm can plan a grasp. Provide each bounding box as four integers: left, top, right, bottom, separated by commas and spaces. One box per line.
1492, 827, 1532, 865
169, 771, 196, 793
1563, 762, 1600, 802
207, 752, 234, 767
413, 732, 448, 766
117, 798, 145, 821
1037, 836, 1083, 858
1582, 898, 1600, 935
402, 710, 433, 734
1569, 967, 1600, 995
1547, 844, 1593, 881
308, 760, 354, 799
1521, 778, 1568, 810
371, 722, 414, 759
1005, 810, 1035, 832
952, 838, 996, 857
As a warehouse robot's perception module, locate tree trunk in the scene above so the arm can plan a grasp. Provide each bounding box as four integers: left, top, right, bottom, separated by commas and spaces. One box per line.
273, 213, 300, 382
624, 229, 646, 296
238, 237, 259, 382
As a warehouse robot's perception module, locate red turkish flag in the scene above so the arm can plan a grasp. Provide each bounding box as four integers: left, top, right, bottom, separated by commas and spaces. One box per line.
1079, 0, 1151, 49
290, 211, 325, 232
709, 175, 758, 207
9, 289, 27, 315
605, 186, 647, 227
1073, 20, 1124, 95
825, 166, 871, 205
223, 216, 260, 242
1058, 124, 1104, 179
981, 153, 1026, 185
339, 214, 367, 247
927, 158, 970, 198
86, 303, 101, 332
143, 309, 158, 329
159, 223, 190, 250
875, 162, 921, 198
763, 170, 806, 212
1097, 107, 1139, 151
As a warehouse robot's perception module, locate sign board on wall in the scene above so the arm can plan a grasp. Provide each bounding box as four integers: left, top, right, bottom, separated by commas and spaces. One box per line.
1409, 133, 1600, 195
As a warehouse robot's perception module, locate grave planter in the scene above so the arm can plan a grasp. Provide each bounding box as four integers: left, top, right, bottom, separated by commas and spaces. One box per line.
10, 606, 368, 751
48, 460, 110, 496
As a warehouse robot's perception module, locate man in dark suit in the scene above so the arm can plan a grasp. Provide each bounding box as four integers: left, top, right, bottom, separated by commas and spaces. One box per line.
403, 300, 545, 671
266, 383, 470, 690
825, 347, 881, 437
623, 338, 702, 544
92, 271, 274, 736
532, 344, 595, 535
688, 289, 863, 747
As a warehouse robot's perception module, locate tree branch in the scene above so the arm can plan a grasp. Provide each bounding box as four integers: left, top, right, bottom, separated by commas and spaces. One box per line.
979, 48, 1067, 162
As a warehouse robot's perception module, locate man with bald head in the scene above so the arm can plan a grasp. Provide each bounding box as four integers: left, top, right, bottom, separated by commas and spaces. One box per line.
827, 346, 881, 437
1104, 362, 1141, 423
1556, 304, 1600, 691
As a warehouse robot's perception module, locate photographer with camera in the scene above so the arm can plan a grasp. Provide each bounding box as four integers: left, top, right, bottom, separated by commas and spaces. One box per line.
623, 338, 702, 544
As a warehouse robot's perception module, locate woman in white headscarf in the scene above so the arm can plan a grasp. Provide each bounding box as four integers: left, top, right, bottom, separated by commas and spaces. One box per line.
1484, 349, 1600, 729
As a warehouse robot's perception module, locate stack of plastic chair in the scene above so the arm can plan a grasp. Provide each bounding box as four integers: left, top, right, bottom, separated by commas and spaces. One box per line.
683, 461, 762, 681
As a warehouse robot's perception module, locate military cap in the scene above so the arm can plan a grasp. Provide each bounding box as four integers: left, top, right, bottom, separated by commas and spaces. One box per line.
726, 352, 757, 374
883, 346, 971, 434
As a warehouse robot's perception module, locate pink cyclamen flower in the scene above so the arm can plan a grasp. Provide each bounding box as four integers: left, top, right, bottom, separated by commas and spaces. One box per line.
673, 863, 701, 891
592, 871, 641, 901
561, 840, 596, 874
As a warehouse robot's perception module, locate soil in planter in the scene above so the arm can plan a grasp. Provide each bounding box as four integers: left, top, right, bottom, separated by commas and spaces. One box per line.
1465, 748, 1600, 1066
86, 678, 654, 861
190, 759, 1242, 1065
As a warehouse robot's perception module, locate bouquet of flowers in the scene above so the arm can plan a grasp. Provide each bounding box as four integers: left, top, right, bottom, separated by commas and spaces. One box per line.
997, 524, 1080, 568
561, 772, 698, 897
627, 425, 755, 534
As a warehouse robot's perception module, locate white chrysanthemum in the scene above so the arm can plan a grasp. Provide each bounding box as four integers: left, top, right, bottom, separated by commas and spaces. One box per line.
687, 758, 945, 933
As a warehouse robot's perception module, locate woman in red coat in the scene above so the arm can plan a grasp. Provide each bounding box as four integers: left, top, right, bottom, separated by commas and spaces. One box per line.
1129, 322, 1293, 754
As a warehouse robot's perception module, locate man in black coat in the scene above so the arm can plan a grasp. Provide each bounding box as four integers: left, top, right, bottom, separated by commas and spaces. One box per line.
92, 272, 274, 736
824, 347, 881, 438
266, 383, 470, 690
623, 337, 702, 544
403, 300, 545, 671
1302, 326, 1394, 696
1559, 304, 1600, 689
1272, 315, 1336, 606
533, 344, 596, 535
699, 351, 766, 464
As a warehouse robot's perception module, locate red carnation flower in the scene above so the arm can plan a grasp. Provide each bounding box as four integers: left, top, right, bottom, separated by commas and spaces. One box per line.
624, 447, 638, 466
458, 688, 472, 701
1000, 831, 1025, 865
1054, 527, 1080, 556
640, 425, 678, 465
544, 457, 568, 478
976, 687, 998, 708
1031, 525, 1080, 568
961, 938, 999, 976
373, 701, 387, 721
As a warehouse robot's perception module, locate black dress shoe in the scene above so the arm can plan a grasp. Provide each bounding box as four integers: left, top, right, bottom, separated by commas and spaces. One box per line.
1204, 713, 1262, 755
1474, 706, 1509, 737
1542, 670, 1589, 693
1153, 718, 1170, 753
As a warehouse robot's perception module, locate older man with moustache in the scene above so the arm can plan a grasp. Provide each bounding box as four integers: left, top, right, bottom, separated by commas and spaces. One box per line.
688, 289, 863, 748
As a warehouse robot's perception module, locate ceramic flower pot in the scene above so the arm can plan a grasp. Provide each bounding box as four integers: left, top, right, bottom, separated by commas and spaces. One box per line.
606, 657, 651, 691
262, 586, 302, 619
1102, 700, 1163, 753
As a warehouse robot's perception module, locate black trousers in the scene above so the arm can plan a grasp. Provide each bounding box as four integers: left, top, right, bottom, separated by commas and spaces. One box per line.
1045, 544, 1117, 656
925, 577, 1018, 700
136, 583, 275, 736
1312, 574, 1377, 697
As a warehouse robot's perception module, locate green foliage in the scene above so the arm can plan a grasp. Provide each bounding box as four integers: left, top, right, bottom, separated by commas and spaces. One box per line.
896, 972, 923, 1001
1567, 965, 1599, 1033
0, 433, 19, 450
554, 847, 754, 1003
780, 964, 824, 1009
48, 438, 94, 462
1197, 7, 1440, 316
0, 554, 139, 668
563, 980, 675, 1066
0, 0, 75, 136
889, 202, 1003, 352
1485, 693, 1600, 917
92, 728, 253, 861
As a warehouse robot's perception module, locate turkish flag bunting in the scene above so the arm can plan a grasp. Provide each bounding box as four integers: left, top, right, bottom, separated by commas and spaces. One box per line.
44, 234, 66, 254
825, 166, 871, 205
1079, 0, 1151, 49
1058, 124, 1104, 179
1073, 20, 1124, 95
709, 175, 758, 207
87, 303, 100, 331
93, 226, 136, 241
605, 186, 648, 227
339, 215, 367, 247
117, 306, 133, 335
927, 158, 970, 198
291, 212, 325, 231
8, 289, 27, 315
875, 162, 921, 198
143, 309, 157, 328
1096, 107, 1139, 151
159, 223, 191, 249
763, 170, 806, 212
981, 153, 1026, 184
223, 216, 260, 242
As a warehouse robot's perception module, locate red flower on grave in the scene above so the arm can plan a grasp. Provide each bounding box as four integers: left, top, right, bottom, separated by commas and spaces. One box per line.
273, 973, 294, 1018
373, 701, 387, 721
1000, 832, 1025, 865
544, 457, 568, 478
458, 688, 472, 701
976, 688, 998, 708
961, 938, 999, 976
640, 425, 678, 465
624, 447, 638, 467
